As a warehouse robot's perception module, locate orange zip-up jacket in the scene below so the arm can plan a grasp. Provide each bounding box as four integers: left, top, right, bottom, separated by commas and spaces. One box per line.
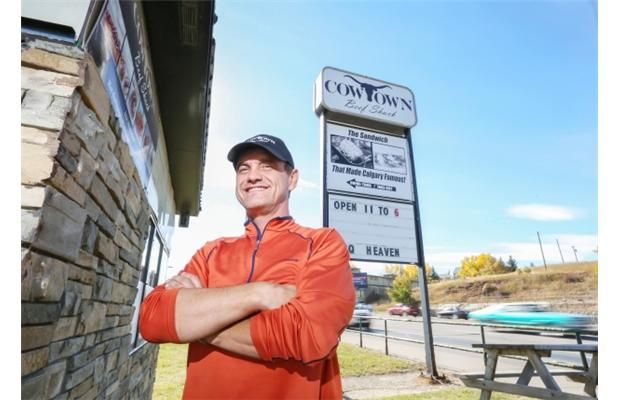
139, 217, 356, 399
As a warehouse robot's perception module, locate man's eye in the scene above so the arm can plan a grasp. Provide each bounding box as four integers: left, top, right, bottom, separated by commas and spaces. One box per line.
237, 167, 248, 174
262, 164, 273, 170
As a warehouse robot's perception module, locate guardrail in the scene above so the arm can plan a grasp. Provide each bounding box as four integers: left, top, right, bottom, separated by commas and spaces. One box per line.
346, 315, 598, 371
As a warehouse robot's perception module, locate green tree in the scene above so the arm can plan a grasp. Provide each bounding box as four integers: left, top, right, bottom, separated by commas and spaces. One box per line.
385, 263, 437, 305
458, 253, 509, 278
387, 265, 419, 306
426, 265, 440, 282
506, 255, 518, 272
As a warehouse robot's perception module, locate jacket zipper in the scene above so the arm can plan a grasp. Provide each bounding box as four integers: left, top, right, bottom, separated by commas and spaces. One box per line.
245, 217, 292, 283
246, 221, 263, 283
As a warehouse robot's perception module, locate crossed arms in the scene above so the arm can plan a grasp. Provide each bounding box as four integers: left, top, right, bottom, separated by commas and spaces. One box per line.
167, 275, 295, 358
138, 230, 356, 363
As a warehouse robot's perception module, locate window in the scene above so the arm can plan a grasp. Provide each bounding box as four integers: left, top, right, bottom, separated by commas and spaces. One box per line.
129, 218, 170, 350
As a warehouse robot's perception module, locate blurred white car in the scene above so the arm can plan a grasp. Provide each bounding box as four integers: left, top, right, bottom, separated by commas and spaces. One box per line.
348, 303, 372, 329
468, 302, 593, 329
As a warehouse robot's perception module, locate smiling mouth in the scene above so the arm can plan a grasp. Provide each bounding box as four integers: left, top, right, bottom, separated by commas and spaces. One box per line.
246, 186, 268, 192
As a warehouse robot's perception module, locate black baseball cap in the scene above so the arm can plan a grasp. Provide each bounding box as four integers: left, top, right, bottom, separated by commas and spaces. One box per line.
227, 134, 295, 169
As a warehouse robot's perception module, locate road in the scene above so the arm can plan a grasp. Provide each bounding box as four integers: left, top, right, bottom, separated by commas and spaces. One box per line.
349, 314, 596, 366
341, 313, 597, 395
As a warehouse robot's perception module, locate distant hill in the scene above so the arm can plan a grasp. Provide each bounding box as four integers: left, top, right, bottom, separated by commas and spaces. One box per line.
412, 261, 598, 315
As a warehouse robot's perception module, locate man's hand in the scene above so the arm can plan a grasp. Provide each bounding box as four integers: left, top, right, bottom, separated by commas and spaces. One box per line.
164, 273, 295, 311
200, 283, 297, 358
254, 282, 297, 310
165, 272, 203, 289
164, 274, 296, 348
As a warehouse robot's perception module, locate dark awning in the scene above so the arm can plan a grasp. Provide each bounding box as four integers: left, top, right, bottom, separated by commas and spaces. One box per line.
142, 1, 216, 220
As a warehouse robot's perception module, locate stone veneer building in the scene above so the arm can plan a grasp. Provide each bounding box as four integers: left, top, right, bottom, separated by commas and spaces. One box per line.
21, 1, 216, 398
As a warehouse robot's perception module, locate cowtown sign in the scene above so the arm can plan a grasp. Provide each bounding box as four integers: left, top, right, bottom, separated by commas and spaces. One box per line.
315, 67, 440, 378
315, 69, 418, 263
314, 67, 417, 128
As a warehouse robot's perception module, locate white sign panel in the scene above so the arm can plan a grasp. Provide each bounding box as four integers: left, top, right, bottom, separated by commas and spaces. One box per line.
328, 194, 418, 263
326, 123, 414, 201
315, 67, 417, 128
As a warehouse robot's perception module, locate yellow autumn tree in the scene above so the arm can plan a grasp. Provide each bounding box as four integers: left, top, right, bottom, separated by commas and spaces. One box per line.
385, 263, 440, 281
458, 253, 508, 278
386, 264, 418, 305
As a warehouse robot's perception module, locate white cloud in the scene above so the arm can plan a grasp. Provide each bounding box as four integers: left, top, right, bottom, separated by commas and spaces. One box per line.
507, 204, 578, 221
493, 233, 598, 266
297, 178, 319, 190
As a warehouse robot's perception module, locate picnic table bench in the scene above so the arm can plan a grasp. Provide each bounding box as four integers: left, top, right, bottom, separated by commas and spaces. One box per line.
458, 343, 598, 399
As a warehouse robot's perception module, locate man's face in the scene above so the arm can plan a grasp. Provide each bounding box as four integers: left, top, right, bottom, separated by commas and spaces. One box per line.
235, 148, 298, 218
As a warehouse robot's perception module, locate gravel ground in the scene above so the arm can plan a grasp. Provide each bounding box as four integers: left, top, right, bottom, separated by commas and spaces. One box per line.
342, 371, 461, 399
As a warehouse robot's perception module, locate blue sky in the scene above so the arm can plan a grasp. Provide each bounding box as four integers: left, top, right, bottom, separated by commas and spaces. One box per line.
167, 0, 598, 277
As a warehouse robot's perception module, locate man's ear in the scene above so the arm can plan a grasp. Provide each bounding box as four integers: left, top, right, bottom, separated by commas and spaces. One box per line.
288, 168, 299, 192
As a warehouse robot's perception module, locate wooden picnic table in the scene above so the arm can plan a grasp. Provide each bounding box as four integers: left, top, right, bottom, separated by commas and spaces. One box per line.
458, 343, 598, 400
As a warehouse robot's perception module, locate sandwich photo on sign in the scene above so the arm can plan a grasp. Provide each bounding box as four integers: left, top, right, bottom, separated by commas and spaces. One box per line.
330, 135, 373, 169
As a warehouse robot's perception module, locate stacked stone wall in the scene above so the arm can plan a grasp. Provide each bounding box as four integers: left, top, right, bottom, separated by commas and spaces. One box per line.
21, 38, 159, 399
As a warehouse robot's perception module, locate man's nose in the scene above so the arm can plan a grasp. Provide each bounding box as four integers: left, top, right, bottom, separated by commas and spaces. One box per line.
246, 166, 262, 182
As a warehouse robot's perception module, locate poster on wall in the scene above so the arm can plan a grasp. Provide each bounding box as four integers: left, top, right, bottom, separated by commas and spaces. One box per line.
85, 0, 159, 187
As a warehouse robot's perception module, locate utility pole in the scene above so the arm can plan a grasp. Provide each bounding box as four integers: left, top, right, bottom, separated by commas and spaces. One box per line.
556, 239, 565, 264
537, 231, 547, 270
572, 246, 579, 262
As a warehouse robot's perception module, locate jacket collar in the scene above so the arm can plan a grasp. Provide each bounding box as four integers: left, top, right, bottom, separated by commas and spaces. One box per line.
244, 216, 295, 237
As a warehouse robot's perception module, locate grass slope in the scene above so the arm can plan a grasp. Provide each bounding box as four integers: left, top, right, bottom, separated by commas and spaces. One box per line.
377, 388, 529, 400
338, 342, 415, 376
415, 262, 597, 314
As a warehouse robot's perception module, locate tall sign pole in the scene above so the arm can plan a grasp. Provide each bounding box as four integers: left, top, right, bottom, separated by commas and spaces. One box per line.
314, 67, 438, 377
407, 127, 438, 377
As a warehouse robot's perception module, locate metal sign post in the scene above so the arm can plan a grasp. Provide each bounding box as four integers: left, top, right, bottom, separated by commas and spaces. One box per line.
315, 67, 438, 378
407, 128, 438, 377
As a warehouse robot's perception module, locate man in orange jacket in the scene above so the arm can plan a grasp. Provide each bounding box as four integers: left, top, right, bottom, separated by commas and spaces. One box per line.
139, 134, 356, 399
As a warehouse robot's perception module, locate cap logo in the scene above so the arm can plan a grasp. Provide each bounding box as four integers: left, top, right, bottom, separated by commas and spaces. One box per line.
249, 135, 276, 145
229, 134, 294, 168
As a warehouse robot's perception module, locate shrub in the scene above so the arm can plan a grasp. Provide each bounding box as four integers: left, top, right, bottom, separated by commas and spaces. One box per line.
481, 283, 497, 296
364, 290, 387, 304
564, 273, 585, 284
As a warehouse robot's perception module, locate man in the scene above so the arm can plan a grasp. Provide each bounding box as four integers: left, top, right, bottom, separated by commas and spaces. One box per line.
139, 134, 356, 399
